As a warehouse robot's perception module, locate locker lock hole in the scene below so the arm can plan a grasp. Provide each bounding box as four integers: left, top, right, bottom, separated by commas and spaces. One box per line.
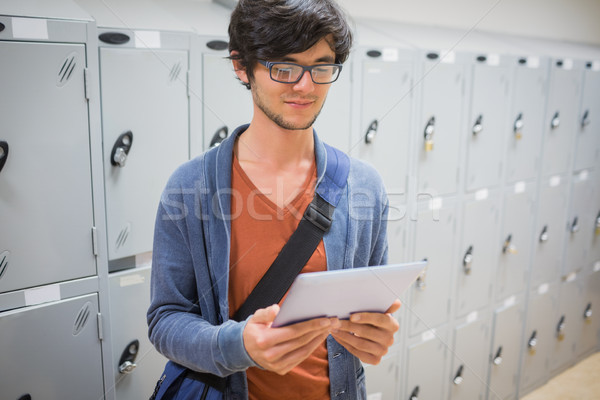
111, 131, 134, 167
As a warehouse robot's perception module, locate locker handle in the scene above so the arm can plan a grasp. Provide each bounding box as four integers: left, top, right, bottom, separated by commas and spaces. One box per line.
581, 109, 590, 128
472, 115, 483, 136
365, 120, 378, 144
118, 339, 140, 374
503, 234, 517, 254
551, 111, 560, 129
493, 346, 503, 365
528, 330, 538, 354
210, 126, 228, 148
423, 116, 435, 151
463, 246, 474, 275
556, 315, 566, 341
453, 365, 464, 385
0, 141, 8, 174
540, 225, 549, 243
111, 131, 133, 167
570, 216, 579, 234
514, 113, 524, 139
584, 303, 592, 321
409, 386, 419, 400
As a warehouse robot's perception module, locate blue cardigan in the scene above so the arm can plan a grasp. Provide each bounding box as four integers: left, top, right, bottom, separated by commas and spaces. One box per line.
147, 125, 389, 399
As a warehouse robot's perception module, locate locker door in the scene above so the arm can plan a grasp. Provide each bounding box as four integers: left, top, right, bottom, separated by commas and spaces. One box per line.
519, 283, 558, 395
541, 60, 582, 177
355, 54, 413, 194
564, 172, 595, 276
456, 194, 500, 317
576, 270, 600, 358
101, 47, 189, 262
488, 300, 524, 400
405, 329, 448, 400
496, 183, 535, 301
0, 294, 104, 399
416, 54, 465, 196
409, 200, 456, 336
448, 317, 488, 400
365, 352, 399, 400
202, 45, 252, 151
530, 178, 569, 287
0, 41, 96, 294
465, 58, 509, 191
505, 57, 547, 183
550, 277, 583, 373
573, 66, 600, 171
109, 267, 167, 400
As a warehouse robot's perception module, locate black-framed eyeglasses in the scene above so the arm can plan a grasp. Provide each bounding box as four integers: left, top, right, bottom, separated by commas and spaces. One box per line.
257, 60, 343, 84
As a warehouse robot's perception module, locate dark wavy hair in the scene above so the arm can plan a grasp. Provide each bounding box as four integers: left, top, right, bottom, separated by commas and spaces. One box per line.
228, 0, 353, 89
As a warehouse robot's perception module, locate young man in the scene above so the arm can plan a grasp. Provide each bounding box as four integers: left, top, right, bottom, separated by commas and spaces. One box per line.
147, 1, 399, 398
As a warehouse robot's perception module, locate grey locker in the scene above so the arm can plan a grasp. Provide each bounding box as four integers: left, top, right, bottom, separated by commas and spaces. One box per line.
365, 351, 399, 400
448, 316, 489, 400
541, 59, 583, 177
0, 40, 96, 294
416, 53, 466, 196
576, 270, 600, 358
0, 293, 104, 399
465, 57, 509, 191
573, 65, 600, 171
487, 299, 525, 400
550, 277, 584, 374
355, 50, 413, 194
201, 39, 253, 151
100, 37, 190, 263
405, 328, 448, 400
519, 283, 558, 395
496, 183, 535, 301
564, 172, 595, 276
409, 200, 457, 336
109, 267, 167, 400
530, 177, 569, 287
456, 194, 500, 317
505, 56, 548, 183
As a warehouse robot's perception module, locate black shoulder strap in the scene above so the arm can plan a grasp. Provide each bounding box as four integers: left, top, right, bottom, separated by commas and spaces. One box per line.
232, 144, 350, 322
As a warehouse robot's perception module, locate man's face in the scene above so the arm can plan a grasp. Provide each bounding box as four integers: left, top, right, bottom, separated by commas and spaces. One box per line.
246, 37, 336, 131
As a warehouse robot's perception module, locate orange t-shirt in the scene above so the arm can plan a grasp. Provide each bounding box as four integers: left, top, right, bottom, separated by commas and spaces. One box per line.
229, 153, 329, 400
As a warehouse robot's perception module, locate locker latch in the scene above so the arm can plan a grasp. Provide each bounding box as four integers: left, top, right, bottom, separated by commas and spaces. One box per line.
502, 234, 517, 254
570, 216, 579, 234
556, 315, 566, 341
551, 111, 560, 129
472, 115, 483, 136
513, 113, 524, 140
540, 225, 549, 243
365, 120, 378, 144
118, 339, 140, 374
493, 346, 503, 365
453, 365, 464, 385
581, 109, 590, 128
111, 131, 134, 167
423, 116, 435, 151
463, 246, 474, 275
209, 125, 228, 148
0, 141, 8, 174
595, 212, 600, 235
584, 303, 593, 322
528, 330, 538, 354
409, 386, 419, 400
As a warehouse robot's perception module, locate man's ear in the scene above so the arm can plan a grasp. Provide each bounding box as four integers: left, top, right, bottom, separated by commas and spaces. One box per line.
230, 51, 249, 84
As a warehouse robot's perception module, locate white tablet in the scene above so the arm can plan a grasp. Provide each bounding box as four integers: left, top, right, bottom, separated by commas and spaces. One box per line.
271, 261, 427, 327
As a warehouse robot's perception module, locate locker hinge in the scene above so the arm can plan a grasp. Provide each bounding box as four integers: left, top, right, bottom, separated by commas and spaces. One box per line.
97, 313, 104, 341
84, 67, 90, 101
91, 226, 98, 256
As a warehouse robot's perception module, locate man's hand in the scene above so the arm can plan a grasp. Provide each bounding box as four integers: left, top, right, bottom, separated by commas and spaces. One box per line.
331, 299, 401, 365
243, 304, 340, 375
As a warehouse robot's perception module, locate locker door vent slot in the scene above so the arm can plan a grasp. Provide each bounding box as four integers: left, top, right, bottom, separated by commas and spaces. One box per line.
0, 141, 8, 174
73, 301, 93, 336
364, 120, 378, 144
169, 62, 183, 83
99, 32, 130, 45
57, 53, 77, 87
116, 224, 131, 250
367, 50, 382, 58
0, 250, 9, 280
210, 126, 229, 148
409, 386, 420, 400
206, 40, 228, 51
0, 22, 5, 33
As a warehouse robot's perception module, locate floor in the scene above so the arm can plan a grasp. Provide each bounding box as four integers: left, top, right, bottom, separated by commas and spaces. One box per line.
521, 352, 600, 400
